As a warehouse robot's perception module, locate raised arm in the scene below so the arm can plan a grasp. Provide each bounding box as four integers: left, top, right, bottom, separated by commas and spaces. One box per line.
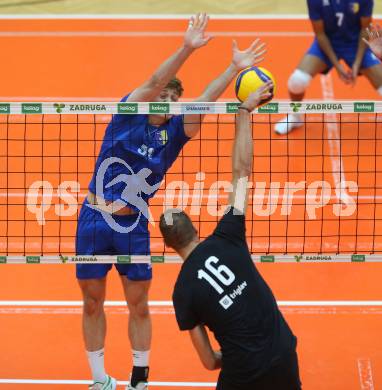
184, 39, 266, 138
228, 82, 273, 214
197, 40, 266, 102
127, 13, 212, 103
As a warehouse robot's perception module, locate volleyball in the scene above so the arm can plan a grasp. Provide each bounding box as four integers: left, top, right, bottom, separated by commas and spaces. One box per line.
235, 66, 276, 104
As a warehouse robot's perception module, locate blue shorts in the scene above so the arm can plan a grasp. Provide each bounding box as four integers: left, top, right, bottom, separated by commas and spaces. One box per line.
75, 200, 152, 280
307, 38, 381, 74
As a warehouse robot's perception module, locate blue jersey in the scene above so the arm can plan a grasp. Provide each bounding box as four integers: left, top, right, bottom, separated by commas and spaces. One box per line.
307, 0, 373, 44
88, 95, 190, 212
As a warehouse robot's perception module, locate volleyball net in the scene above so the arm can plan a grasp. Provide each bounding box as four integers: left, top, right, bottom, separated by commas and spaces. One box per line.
1, 101, 382, 263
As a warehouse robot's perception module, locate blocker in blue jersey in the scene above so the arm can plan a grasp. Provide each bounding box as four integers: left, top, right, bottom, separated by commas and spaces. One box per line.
75, 12, 267, 390
275, 0, 382, 135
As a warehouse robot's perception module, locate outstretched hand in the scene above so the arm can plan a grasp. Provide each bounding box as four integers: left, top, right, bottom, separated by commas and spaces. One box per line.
240, 81, 273, 112
184, 13, 213, 49
363, 24, 382, 60
231, 39, 267, 72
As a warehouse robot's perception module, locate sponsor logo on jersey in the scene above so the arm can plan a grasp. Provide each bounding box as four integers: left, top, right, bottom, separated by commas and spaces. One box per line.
229, 281, 248, 299
349, 2, 360, 13
219, 295, 234, 309
155, 129, 168, 145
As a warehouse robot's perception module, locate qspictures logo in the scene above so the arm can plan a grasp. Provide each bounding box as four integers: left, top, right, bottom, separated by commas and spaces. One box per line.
88, 157, 161, 234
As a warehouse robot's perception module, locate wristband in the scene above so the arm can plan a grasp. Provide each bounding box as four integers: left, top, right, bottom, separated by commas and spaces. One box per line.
238, 106, 251, 113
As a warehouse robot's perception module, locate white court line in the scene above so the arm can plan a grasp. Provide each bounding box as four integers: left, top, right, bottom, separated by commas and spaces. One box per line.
0, 31, 313, 37
357, 358, 375, 390
0, 300, 381, 306
0, 14, 381, 20
0, 379, 216, 387
1, 307, 382, 315
320, 73, 351, 203
1, 302, 382, 315
0, 14, 320, 20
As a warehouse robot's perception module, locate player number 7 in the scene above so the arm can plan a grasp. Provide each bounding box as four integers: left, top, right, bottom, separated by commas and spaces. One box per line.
336, 12, 344, 27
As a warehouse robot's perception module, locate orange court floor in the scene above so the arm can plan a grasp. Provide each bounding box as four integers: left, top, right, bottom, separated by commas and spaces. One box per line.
0, 16, 381, 389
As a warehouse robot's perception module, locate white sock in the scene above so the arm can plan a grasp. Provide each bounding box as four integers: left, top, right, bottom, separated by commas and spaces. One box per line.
289, 113, 302, 122
378, 85, 382, 96
132, 350, 150, 367
87, 348, 107, 383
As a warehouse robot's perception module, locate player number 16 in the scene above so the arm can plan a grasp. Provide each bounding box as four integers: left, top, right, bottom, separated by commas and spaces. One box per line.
197, 256, 236, 294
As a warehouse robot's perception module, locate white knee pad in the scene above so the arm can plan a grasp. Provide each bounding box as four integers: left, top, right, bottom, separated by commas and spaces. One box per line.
288, 69, 312, 95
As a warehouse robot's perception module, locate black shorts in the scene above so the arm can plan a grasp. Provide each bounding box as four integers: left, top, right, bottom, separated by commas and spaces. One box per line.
216, 351, 301, 390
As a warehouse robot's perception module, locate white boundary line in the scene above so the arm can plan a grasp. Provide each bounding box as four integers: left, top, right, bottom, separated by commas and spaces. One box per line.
0, 300, 381, 306
0, 31, 313, 37
0, 14, 380, 20
0, 379, 216, 387
357, 358, 375, 390
0, 14, 315, 20
320, 73, 350, 203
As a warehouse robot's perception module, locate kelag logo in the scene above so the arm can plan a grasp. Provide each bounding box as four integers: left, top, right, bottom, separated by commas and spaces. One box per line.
22, 103, 42, 114
118, 103, 138, 114
149, 103, 169, 114
260, 255, 275, 263
226, 103, 241, 113
26, 256, 41, 263
354, 102, 374, 113
258, 103, 279, 113
0, 103, 10, 114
